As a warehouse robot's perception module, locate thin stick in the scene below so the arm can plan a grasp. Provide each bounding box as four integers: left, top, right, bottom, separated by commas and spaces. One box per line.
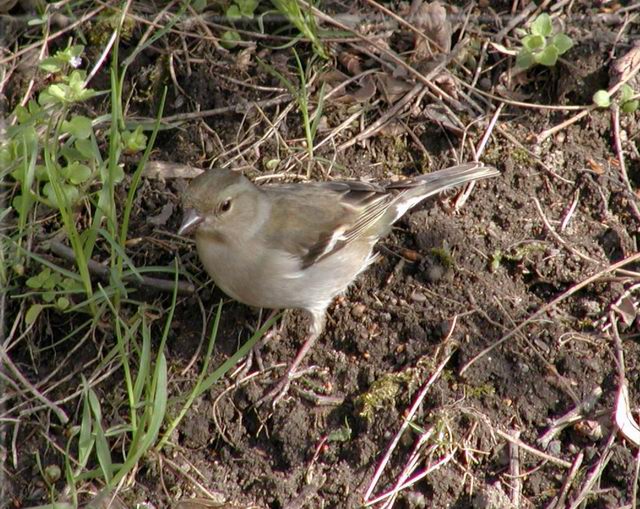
49, 241, 195, 294
495, 428, 572, 469
364, 349, 456, 501
460, 251, 640, 375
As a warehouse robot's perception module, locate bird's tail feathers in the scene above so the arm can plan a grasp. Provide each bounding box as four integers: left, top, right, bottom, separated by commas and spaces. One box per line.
389, 162, 499, 221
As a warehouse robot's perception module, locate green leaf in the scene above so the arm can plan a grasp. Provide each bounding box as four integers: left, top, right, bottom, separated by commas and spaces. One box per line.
61, 277, 81, 291
121, 126, 147, 154
26, 274, 43, 288
26, 304, 44, 325
61, 182, 80, 204
39, 56, 64, 73
43, 182, 80, 207
12, 194, 25, 213
75, 138, 95, 159
69, 44, 85, 58
593, 90, 611, 108
238, 0, 258, 17
62, 116, 93, 139
112, 163, 125, 184
35, 164, 48, 181
0, 144, 15, 167
28, 15, 47, 26
227, 4, 241, 21
57, 297, 70, 309
19, 126, 39, 157
620, 84, 634, 103
89, 390, 113, 483
43, 290, 56, 303
47, 83, 69, 101
66, 71, 97, 102
192, 0, 207, 11
552, 33, 573, 55
14, 104, 30, 123
522, 34, 545, 51
531, 13, 552, 37
516, 49, 535, 69
535, 45, 559, 67
621, 99, 639, 114
41, 270, 61, 290
63, 162, 92, 184
221, 30, 241, 49
79, 392, 94, 467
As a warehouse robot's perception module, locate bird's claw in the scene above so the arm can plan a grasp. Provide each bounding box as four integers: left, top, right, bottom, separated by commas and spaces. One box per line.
256, 366, 320, 407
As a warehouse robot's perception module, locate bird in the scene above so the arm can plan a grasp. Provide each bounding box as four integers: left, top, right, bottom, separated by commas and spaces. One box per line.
178, 162, 499, 403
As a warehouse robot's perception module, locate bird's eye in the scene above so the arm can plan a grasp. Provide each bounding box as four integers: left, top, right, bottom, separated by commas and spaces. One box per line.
219, 198, 232, 213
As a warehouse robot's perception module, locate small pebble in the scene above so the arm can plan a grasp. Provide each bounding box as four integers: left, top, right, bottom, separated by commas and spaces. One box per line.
351, 303, 366, 318
547, 440, 562, 456
410, 291, 427, 303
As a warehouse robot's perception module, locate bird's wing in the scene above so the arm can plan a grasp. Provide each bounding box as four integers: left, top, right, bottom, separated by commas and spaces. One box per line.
262, 182, 394, 269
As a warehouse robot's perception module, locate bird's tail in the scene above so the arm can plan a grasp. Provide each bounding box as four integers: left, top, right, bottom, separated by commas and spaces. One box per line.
388, 162, 499, 221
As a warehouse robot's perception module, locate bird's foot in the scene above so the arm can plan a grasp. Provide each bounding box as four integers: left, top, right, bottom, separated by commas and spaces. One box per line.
232, 327, 277, 383
257, 366, 320, 407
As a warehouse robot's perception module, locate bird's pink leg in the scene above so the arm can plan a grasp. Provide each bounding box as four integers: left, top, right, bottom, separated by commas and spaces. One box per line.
258, 309, 326, 406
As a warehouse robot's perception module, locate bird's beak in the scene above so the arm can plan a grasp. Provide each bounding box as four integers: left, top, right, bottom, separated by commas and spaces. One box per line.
178, 208, 205, 236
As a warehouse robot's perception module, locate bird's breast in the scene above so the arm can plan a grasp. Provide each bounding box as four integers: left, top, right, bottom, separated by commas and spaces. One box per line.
194, 232, 376, 312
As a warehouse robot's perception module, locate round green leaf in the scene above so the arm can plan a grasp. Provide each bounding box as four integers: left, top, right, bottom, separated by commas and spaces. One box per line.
12, 194, 25, 213
620, 84, 634, 103
39, 56, 64, 73
226, 4, 241, 21
531, 13, 552, 37
221, 30, 241, 49
238, 0, 258, 17
61, 183, 80, 204
552, 33, 573, 55
535, 45, 559, 67
43, 182, 80, 207
69, 45, 85, 58
75, 139, 95, 159
64, 162, 92, 184
57, 297, 70, 309
192, 0, 207, 11
26, 274, 43, 289
523, 34, 545, 51
593, 90, 611, 108
265, 159, 280, 170
35, 164, 49, 181
516, 49, 535, 69
621, 99, 639, 114
62, 116, 93, 139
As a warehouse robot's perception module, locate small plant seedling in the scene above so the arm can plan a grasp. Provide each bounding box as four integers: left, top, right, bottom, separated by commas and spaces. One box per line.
516, 13, 573, 69
221, 0, 260, 48
24, 267, 85, 323
271, 0, 327, 59
121, 126, 148, 154
593, 84, 639, 113
620, 84, 639, 113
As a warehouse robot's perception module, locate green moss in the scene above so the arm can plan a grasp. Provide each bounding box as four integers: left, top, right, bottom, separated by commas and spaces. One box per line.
463, 383, 495, 398
511, 147, 533, 165
356, 371, 411, 421
88, 12, 137, 47
428, 247, 455, 270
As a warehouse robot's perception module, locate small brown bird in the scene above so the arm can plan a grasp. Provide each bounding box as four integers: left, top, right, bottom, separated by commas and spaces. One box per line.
179, 163, 499, 402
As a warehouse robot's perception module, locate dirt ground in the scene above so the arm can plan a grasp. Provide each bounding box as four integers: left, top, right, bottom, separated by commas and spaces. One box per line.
3, 1, 640, 508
